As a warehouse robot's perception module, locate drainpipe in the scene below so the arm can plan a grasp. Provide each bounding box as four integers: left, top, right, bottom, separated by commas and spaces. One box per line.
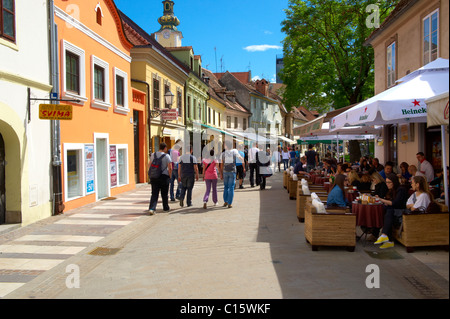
131, 79, 151, 156
49, 0, 64, 215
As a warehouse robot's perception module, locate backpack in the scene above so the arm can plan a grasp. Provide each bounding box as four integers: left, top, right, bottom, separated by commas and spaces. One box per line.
148, 152, 165, 180
223, 151, 236, 172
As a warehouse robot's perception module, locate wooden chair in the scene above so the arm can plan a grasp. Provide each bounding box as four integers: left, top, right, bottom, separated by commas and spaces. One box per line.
296, 185, 328, 222
304, 199, 356, 252
393, 207, 449, 253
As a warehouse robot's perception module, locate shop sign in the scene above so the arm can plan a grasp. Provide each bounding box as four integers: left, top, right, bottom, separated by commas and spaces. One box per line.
85, 145, 95, 194
110, 145, 117, 187
161, 109, 178, 121
39, 104, 73, 120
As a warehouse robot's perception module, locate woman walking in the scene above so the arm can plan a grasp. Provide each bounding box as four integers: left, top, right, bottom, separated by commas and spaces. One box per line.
202, 150, 219, 208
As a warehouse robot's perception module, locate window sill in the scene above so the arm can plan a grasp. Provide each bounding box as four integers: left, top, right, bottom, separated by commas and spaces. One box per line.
91, 100, 111, 111
63, 92, 88, 105
114, 106, 130, 115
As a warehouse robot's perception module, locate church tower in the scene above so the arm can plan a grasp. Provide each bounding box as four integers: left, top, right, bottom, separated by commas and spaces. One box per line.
154, 0, 183, 47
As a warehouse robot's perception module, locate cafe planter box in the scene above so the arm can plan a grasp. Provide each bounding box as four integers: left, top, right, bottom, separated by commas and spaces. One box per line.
393, 210, 449, 253
304, 200, 356, 252
289, 177, 298, 199
296, 186, 328, 222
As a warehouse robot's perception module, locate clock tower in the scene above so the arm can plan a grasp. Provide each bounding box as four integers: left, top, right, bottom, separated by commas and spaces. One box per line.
154, 0, 183, 47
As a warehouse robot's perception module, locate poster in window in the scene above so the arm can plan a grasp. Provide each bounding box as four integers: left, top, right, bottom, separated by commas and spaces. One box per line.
110, 145, 117, 187
85, 145, 95, 194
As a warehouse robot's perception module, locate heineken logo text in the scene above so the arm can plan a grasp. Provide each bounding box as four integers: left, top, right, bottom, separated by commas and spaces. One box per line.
401, 107, 427, 115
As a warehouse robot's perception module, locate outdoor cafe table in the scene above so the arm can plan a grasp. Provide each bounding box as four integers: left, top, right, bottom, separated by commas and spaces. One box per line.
314, 176, 328, 185
345, 191, 359, 203
352, 201, 385, 228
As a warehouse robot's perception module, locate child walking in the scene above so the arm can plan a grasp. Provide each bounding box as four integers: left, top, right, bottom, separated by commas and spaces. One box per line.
202, 150, 219, 208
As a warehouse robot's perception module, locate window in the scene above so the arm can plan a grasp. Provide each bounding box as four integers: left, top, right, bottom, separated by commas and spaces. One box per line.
94, 65, 105, 101
153, 78, 160, 110
227, 116, 231, 129
64, 144, 85, 201
213, 110, 216, 126
66, 52, 80, 94
177, 90, 182, 118
96, 8, 102, 25
164, 84, 170, 108
234, 117, 238, 129
208, 107, 211, 124
116, 75, 124, 106
62, 40, 87, 102
243, 118, 247, 130
114, 67, 129, 113
117, 147, 128, 186
423, 9, 439, 65
387, 42, 396, 88
187, 96, 191, 118
0, 0, 15, 42
91, 56, 110, 109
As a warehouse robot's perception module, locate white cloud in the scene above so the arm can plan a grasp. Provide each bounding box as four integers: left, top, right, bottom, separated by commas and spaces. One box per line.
244, 44, 282, 52
252, 75, 261, 81
264, 30, 273, 35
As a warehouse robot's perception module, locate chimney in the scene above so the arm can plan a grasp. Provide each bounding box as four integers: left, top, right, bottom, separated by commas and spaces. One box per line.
255, 79, 269, 96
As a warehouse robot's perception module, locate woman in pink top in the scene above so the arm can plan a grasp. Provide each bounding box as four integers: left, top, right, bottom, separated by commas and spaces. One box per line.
202, 150, 219, 208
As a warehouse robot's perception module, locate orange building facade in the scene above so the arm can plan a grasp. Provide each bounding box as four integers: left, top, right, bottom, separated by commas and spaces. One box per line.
54, 0, 146, 211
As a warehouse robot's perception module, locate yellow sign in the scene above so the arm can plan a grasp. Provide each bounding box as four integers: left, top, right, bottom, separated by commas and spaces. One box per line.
39, 104, 73, 120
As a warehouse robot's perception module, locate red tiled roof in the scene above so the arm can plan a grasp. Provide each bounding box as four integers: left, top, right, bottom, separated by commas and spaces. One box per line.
214, 72, 251, 85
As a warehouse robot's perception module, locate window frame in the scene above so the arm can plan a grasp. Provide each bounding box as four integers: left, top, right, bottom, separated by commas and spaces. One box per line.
91, 55, 110, 110
0, 0, 15, 42
153, 78, 160, 110
113, 67, 129, 114
386, 41, 396, 88
423, 9, 439, 65
62, 40, 87, 104
63, 143, 85, 202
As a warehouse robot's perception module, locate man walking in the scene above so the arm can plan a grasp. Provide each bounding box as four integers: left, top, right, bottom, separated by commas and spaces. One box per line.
178, 145, 199, 207
169, 140, 182, 201
148, 143, 172, 215
220, 140, 244, 208
248, 142, 260, 187
236, 144, 246, 189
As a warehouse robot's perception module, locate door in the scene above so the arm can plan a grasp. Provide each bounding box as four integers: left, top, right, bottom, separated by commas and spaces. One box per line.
0, 133, 6, 224
96, 138, 109, 200
133, 110, 140, 183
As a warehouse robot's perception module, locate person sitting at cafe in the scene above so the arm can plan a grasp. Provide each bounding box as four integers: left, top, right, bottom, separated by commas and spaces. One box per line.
371, 158, 384, 173
380, 161, 395, 180
398, 162, 412, 181
326, 174, 349, 208
374, 173, 409, 249
347, 170, 361, 190
371, 171, 388, 199
407, 175, 433, 212
293, 156, 308, 175
359, 173, 372, 192
430, 168, 445, 199
416, 152, 435, 183
408, 165, 426, 181
359, 157, 371, 173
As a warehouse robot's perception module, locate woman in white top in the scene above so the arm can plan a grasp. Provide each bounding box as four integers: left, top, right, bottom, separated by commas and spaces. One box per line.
281, 147, 290, 171
406, 175, 433, 211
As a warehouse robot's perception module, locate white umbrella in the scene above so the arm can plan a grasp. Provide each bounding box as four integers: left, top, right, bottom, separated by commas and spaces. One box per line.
330, 59, 449, 131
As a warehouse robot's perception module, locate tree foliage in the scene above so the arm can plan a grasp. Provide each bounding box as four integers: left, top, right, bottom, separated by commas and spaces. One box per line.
280, 0, 398, 112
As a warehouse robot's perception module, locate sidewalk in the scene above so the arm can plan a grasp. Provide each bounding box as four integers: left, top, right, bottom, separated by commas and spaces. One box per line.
1, 172, 449, 299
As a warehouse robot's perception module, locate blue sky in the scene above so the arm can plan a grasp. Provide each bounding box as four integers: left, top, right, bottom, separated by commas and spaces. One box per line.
114, 0, 290, 82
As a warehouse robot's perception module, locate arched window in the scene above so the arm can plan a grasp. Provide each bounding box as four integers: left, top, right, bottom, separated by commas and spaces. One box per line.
95, 4, 103, 26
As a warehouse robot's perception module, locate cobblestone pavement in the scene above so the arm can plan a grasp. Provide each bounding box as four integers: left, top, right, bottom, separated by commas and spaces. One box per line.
0, 171, 448, 299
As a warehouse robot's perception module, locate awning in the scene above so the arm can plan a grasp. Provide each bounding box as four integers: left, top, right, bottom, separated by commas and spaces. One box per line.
426, 91, 449, 127
330, 59, 449, 131
201, 124, 236, 138
224, 130, 271, 143
277, 135, 297, 144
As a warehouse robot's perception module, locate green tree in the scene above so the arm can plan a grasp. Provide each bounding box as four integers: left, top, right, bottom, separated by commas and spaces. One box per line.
280, 0, 398, 112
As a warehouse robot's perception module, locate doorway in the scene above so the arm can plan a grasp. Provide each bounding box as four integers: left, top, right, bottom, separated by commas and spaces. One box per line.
95, 137, 109, 200
0, 133, 5, 224
133, 110, 140, 183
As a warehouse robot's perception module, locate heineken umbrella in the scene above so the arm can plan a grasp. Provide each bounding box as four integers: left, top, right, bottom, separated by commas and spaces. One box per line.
330, 60, 449, 131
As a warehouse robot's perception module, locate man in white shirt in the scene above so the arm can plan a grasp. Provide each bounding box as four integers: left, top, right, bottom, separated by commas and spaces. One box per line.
408, 165, 426, 181
248, 143, 260, 187
416, 152, 434, 182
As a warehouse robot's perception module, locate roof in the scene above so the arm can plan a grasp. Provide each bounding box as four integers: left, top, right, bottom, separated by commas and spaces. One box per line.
203, 69, 251, 115
214, 72, 251, 85
296, 106, 319, 121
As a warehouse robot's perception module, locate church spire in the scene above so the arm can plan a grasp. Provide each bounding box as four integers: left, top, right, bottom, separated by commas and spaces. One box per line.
158, 0, 180, 31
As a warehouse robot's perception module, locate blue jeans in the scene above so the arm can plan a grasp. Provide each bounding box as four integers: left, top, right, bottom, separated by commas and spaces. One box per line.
223, 172, 236, 205
170, 169, 181, 200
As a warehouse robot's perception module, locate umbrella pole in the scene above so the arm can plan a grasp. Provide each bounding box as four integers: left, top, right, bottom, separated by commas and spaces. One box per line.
441, 125, 449, 208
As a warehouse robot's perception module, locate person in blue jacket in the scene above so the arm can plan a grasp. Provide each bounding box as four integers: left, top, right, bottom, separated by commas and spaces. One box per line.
326, 174, 349, 207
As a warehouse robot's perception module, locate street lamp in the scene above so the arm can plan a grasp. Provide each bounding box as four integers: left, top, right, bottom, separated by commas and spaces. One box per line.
165, 89, 174, 108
